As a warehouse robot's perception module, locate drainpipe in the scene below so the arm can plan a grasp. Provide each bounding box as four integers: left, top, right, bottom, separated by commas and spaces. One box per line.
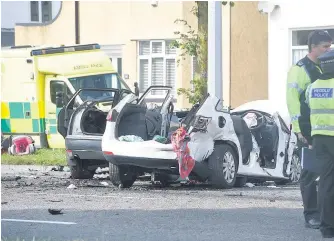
75, 1, 80, 44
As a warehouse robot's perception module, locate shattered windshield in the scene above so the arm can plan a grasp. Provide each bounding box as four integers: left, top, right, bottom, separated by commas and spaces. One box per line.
68, 73, 131, 101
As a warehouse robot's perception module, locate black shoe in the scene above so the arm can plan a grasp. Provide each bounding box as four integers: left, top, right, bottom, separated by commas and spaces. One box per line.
305, 219, 321, 229
321, 228, 334, 238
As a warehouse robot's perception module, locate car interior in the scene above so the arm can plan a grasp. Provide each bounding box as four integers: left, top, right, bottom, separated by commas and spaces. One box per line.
231, 110, 279, 168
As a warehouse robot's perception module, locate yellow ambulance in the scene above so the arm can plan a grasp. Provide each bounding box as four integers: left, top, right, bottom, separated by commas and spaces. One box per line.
1, 44, 131, 149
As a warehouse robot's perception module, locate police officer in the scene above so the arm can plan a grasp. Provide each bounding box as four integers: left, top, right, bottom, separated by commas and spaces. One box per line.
286, 30, 332, 229
305, 49, 334, 238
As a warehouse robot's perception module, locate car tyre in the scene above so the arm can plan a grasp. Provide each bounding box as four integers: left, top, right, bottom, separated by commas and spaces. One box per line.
208, 144, 238, 189
70, 161, 95, 179
109, 163, 137, 188
275, 150, 301, 185
8, 145, 16, 155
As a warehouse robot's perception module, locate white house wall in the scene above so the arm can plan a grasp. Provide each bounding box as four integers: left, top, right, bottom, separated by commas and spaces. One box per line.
268, 1, 334, 109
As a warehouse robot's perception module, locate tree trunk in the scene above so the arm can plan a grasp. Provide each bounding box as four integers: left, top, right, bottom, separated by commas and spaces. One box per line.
196, 1, 208, 80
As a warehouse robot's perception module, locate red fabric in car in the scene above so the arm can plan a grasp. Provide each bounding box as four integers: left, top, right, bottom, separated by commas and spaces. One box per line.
171, 127, 195, 179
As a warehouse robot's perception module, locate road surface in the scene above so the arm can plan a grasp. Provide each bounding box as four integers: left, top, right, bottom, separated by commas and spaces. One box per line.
1, 165, 329, 241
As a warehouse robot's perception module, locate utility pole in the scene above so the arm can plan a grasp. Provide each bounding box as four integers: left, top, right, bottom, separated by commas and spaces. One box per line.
207, 1, 222, 99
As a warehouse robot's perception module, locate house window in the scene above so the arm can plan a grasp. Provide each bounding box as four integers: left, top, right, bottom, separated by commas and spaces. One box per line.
30, 1, 39, 22
191, 56, 198, 90
138, 40, 177, 96
42, 1, 52, 22
291, 29, 334, 65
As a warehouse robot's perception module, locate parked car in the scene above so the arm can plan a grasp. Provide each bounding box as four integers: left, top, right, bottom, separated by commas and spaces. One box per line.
57, 87, 133, 179
101, 86, 301, 188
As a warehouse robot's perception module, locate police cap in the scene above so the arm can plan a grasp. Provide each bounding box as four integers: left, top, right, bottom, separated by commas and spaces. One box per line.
318, 49, 334, 63
319, 49, 334, 74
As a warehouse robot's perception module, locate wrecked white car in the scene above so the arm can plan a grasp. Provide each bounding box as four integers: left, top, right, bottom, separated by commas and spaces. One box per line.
101, 86, 301, 188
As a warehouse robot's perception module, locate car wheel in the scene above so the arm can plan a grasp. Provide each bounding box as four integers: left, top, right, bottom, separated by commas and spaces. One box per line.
8, 145, 16, 155
275, 151, 301, 185
109, 163, 137, 188
289, 151, 302, 183
70, 160, 94, 179
208, 144, 238, 189
70, 165, 95, 179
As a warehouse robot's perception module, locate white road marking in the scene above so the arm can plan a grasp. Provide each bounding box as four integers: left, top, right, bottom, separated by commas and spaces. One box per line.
2, 219, 76, 225
24, 192, 159, 200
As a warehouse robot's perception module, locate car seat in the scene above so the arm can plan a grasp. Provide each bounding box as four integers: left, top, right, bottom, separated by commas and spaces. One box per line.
230, 115, 253, 163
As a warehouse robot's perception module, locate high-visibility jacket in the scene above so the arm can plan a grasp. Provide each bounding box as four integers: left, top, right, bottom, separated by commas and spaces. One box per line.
306, 77, 334, 137
286, 56, 322, 134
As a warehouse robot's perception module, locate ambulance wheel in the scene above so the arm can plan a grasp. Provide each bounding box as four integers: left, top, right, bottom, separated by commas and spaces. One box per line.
70, 160, 95, 179
109, 163, 137, 188
208, 144, 238, 189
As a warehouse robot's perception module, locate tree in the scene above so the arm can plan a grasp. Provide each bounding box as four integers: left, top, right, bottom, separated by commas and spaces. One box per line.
171, 1, 234, 104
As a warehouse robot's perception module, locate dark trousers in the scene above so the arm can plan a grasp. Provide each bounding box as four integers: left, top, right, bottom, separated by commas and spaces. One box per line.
313, 135, 334, 232
298, 138, 320, 222
300, 167, 320, 221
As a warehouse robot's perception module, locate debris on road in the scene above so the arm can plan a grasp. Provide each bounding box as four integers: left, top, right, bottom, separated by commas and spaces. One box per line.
93, 167, 109, 180
67, 184, 77, 189
51, 166, 64, 172
1, 176, 21, 181
93, 173, 109, 179
245, 183, 255, 188
226, 192, 244, 197
95, 167, 109, 173
48, 208, 63, 215
28, 175, 38, 179
265, 181, 279, 188
49, 200, 63, 203
100, 181, 109, 186
1, 201, 8, 205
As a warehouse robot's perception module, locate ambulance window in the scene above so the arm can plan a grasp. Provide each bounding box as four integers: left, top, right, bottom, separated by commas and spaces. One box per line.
50, 81, 72, 105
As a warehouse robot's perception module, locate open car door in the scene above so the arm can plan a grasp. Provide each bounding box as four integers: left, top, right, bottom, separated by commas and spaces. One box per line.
137, 86, 174, 137
57, 88, 131, 138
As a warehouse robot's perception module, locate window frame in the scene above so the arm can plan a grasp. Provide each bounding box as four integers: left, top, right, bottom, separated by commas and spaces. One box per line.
289, 27, 334, 67
30, 1, 39, 22
137, 40, 177, 99
41, 1, 52, 23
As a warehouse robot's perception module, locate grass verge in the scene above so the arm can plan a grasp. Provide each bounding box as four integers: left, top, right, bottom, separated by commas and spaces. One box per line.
1, 148, 66, 166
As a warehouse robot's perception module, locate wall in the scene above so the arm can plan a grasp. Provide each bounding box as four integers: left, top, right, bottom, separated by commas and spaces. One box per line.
178, 1, 198, 109
79, 2, 184, 44
230, 1, 268, 108
77, 1, 187, 100
15, 1, 76, 46
269, 1, 334, 109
